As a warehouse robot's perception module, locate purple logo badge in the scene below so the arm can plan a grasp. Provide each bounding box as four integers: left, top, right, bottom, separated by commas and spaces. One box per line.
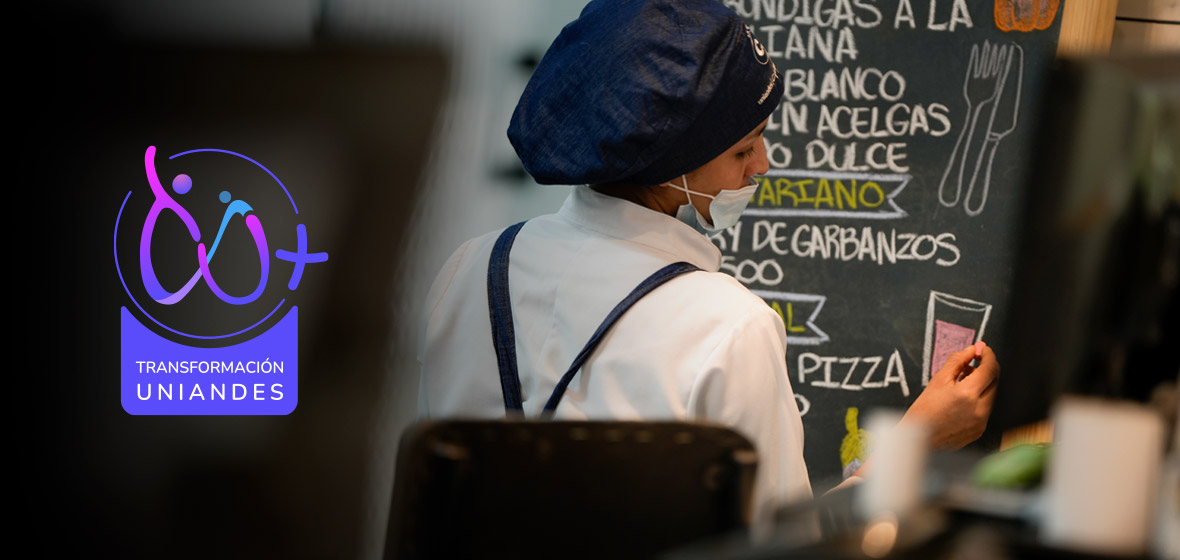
115, 146, 328, 415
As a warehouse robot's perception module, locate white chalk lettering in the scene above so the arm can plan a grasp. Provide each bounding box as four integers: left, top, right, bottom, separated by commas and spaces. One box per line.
884, 349, 911, 397
727, 0, 882, 28
806, 139, 909, 173
766, 224, 961, 266
708, 222, 743, 252
752, 220, 793, 255
894, 0, 916, 28
766, 141, 794, 167
784, 67, 906, 103
838, 357, 863, 390
860, 356, 884, 388
797, 351, 911, 396
815, 103, 949, 139
720, 255, 785, 286
926, 0, 973, 32
772, 24, 859, 63
795, 393, 811, 416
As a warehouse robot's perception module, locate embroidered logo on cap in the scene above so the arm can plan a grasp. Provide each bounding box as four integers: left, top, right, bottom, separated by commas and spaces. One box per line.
745, 24, 771, 66
744, 24, 779, 105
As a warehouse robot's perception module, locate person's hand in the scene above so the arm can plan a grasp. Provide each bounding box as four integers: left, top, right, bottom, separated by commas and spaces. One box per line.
900, 343, 1000, 449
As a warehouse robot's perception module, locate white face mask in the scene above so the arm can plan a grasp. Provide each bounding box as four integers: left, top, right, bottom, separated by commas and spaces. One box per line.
662, 175, 759, 234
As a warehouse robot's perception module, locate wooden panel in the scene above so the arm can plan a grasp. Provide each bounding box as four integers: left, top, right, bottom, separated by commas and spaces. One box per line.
1112, 19, 1180, 51
1058, 0, 1121, 56
1116, 0, 1180, 22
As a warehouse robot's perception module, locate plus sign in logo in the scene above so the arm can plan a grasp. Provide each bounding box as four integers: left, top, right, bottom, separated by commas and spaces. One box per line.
115, 146, 328, 415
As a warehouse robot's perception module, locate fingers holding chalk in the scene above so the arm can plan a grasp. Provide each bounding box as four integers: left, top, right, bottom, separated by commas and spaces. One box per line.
963, 343, 1001, 397
969, 340, 985, 368
956, 340, 987, 383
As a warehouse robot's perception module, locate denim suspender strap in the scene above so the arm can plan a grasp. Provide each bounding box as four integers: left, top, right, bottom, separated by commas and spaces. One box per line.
488, 221, 528, 414
538, 260, 701, 419
487, 220, 701, 417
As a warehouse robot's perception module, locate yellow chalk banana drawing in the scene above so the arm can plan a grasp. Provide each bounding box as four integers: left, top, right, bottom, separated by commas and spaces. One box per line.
840, 407, 873, 478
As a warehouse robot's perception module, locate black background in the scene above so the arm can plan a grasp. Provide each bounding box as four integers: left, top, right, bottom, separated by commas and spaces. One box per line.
27, 6, 448, 557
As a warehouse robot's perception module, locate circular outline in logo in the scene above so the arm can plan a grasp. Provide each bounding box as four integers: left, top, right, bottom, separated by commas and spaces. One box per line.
114, 148, 300, 340
745, 25, 771, 65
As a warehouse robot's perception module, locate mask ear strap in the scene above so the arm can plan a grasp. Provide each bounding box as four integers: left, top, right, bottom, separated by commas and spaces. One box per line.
662, 174, 696, 206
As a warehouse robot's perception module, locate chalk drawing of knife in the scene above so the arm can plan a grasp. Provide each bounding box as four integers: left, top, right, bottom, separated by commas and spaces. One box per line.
965, 43, 1022, 217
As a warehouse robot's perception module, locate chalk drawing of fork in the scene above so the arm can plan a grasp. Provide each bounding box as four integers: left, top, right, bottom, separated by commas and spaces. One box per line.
965, 44, 1022, 217
938, 41, 1010, 209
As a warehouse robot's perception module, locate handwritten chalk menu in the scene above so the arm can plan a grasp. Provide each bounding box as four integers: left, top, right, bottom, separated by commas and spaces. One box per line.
716, 0, 1063, 485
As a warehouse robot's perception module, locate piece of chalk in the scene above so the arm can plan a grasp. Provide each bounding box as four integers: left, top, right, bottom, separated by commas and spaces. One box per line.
959, 342, 986, 381
966, 341, 985, 370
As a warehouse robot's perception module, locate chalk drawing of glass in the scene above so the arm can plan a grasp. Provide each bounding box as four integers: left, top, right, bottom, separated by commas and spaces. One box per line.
921, 291, 992, 385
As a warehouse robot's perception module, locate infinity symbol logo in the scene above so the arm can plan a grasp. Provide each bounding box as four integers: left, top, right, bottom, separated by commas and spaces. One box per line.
138, 146, 326, 306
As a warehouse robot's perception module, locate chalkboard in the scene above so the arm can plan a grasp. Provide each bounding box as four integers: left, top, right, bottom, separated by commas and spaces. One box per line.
714, 0, 1065, 486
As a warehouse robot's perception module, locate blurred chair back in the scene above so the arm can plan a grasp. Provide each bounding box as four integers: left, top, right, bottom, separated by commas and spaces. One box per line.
384, 420, 757, 559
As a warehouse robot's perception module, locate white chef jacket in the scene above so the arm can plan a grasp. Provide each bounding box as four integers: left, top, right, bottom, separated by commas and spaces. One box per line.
417, 185, 813, 523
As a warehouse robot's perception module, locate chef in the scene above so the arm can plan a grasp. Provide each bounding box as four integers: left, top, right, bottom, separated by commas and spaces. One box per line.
417, 0, 999, 526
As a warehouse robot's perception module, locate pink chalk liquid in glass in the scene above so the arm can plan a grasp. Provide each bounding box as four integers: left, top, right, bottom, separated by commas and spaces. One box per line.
931, 319, 976, 380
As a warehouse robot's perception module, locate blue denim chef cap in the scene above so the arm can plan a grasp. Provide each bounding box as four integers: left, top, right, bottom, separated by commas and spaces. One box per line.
508, 0, 783, 186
